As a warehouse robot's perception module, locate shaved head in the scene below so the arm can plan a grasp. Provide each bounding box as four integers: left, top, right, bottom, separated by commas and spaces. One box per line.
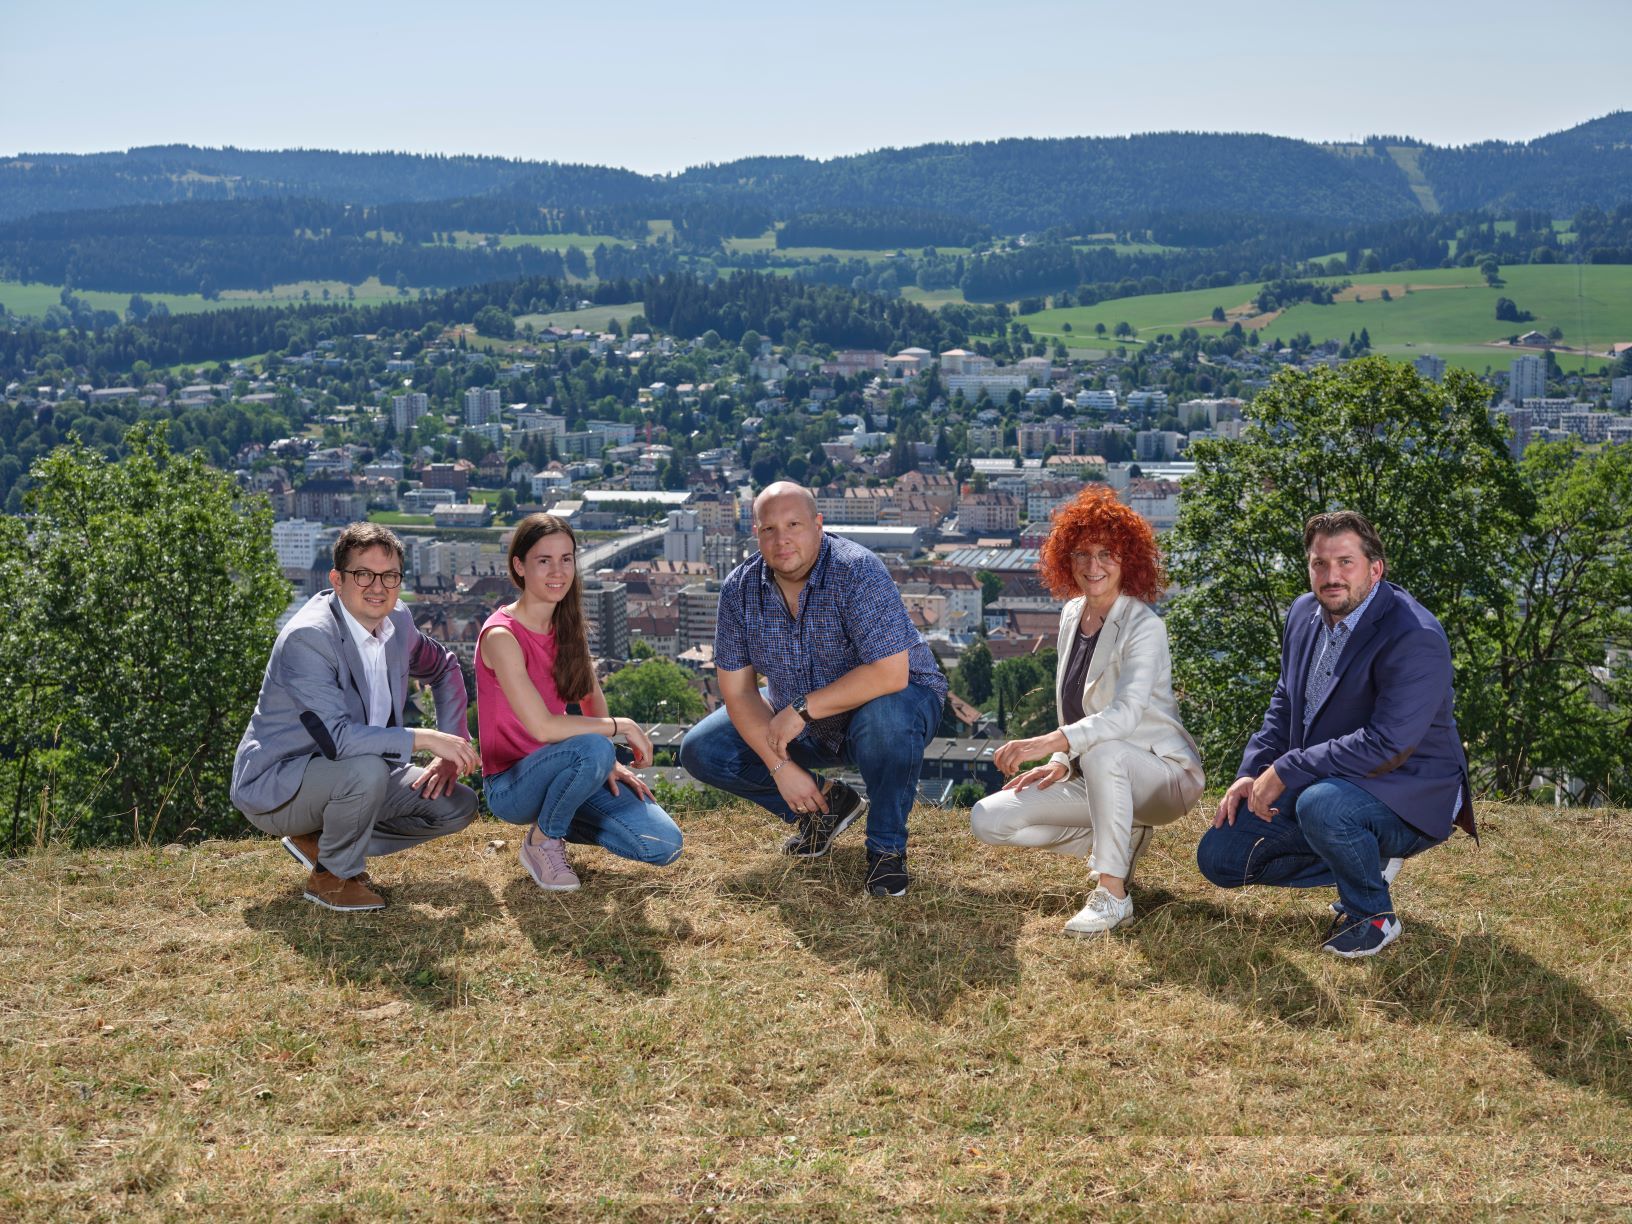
753, 481, 817, 526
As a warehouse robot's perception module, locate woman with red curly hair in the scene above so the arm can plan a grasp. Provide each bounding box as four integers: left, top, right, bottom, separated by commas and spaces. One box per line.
970, 485, 1204, 934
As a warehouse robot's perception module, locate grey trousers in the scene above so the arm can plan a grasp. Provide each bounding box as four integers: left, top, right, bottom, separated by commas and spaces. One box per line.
243, 755, 477, 880
970, 739, 1202, 879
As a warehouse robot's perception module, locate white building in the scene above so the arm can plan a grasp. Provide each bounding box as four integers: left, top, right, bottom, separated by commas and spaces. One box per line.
271, 518, 324, 570
663, 510, 705, 564
1511, 355, 1546, 404
1611, 375, 1632, 410
1413, 354, 1446, 383
392, 392, 430, 436
464, 387, 501, 427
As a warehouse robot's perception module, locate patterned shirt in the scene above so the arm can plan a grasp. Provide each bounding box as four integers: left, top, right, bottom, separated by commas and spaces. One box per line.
1302, 581, 1380, 729
715, 533, 947, 751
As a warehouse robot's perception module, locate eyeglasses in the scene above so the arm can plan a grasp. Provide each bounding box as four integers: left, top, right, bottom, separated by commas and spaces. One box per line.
1070, 550, 1118, 564
341, 568, 403, 589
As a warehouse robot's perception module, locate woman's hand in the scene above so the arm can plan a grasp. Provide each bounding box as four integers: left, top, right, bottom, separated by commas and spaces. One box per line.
993, 731, 1065, 776
1001, 760, 1070, 792
606, 760, 654, 801
619, 720, 653, 768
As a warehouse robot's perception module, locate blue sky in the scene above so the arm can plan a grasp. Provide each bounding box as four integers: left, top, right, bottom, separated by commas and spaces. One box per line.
2, 0, 1625, 173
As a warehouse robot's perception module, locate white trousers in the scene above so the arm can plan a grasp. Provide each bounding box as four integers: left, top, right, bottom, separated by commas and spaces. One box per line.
970, 740, 1202, 879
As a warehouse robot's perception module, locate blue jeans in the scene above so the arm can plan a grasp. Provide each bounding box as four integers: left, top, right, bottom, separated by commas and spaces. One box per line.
678, 683, 943, 857
1195, 777, 1441, 918
484, 735, 683, 866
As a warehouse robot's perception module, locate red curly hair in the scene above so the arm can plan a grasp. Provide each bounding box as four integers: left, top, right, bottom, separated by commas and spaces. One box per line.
1039, 485, 1165, 602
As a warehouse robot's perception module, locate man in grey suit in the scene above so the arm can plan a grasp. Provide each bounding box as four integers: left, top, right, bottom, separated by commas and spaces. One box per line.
232, 523, 480, 911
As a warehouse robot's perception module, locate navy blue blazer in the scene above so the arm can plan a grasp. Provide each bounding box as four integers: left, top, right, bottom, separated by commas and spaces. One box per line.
1238, 581, 1475, 842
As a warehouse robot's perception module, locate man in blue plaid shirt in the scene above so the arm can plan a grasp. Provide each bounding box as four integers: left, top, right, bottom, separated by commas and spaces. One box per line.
679, 483, 947, 896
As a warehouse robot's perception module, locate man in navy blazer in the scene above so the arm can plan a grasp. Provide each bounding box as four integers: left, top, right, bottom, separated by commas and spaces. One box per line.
1196, 510, 1475, 957
232, 523, 480, 912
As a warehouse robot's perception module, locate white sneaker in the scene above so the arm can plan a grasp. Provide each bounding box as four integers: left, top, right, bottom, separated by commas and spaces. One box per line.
1064, 885, 1134, 935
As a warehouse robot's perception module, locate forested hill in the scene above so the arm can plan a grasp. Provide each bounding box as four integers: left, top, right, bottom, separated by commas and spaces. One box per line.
5, 116, 1630, 230
670, 134, 1422, 231
0, 147, 655, 224
1419, 112, 1632, 215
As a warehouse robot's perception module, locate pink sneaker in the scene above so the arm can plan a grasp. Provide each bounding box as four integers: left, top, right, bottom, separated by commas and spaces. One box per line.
519, 825, 580, 891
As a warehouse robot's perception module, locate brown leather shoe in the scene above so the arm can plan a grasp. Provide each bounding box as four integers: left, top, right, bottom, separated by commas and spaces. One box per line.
303, 868, 385, 912
281, 832, 321, 872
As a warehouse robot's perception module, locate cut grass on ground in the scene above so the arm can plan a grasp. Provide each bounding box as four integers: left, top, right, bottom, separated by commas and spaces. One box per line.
2, 800, 1628, 1213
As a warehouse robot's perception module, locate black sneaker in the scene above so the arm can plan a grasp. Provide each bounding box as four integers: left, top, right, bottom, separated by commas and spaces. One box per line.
781, 778, 867, 857
865, 851, 909, 898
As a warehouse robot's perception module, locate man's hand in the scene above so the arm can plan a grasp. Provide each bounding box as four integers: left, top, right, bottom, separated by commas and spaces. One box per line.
415, 728, 480, 776
1213, 776, 1256, 828
411, 755, 461, 800
606, 760, 654, 801
773, 760, 826, 817
765, 704, 806, 757
1248, 765, 1285, 821
1001, 760, 1069, 793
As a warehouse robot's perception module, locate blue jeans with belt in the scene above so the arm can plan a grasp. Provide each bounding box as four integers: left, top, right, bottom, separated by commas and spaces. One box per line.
678, 683, 943, 857
484, 734, 683, 866
1195, 777, 1441, 917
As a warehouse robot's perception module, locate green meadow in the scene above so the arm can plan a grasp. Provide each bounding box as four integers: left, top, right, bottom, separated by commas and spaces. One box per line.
900, 286, 969, 309
1018, 265, 1632, 374
512, 301, 648, 333
0, 277, 410, 320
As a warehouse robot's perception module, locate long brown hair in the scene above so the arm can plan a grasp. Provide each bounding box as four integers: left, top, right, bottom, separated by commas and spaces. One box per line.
506, 513, 594, 703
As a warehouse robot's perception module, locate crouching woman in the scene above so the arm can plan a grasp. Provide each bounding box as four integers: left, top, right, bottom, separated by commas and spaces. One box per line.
477, 513, 682, 890
970, 486, 1204, 934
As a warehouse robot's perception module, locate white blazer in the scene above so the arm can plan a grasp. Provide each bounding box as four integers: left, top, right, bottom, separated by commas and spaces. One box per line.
1046, 593, 1205, 789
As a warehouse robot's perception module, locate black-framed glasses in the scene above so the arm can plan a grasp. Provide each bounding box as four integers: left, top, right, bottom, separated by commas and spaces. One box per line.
341, 568, 403, 589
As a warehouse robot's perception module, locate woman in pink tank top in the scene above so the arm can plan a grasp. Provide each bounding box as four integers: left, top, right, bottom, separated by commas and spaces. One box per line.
477, 514, 682, 891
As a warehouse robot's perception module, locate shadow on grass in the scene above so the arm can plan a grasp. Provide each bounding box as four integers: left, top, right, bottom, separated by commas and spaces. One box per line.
1133, 891, 1632, 1102
243, 877, 502, 1009
722, 846, 1024, 1022
502, 874, 673, 997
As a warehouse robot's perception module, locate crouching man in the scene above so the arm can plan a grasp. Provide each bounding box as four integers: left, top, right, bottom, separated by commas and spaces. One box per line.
231, 523, 480, 911
1196, 511, 1476, 956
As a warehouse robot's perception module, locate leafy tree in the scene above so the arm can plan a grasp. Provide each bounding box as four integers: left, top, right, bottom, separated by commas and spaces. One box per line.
975, 569, 1004, 611
473, 305, 515, 339
953, 639, 994, 705
1463, 441, 1632, 802
12, 423, 288, 845
1165, 358, 1525, 777
600, 657, 706, 725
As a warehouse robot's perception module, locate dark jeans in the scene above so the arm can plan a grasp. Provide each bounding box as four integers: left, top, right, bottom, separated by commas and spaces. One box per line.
1195, 777, 1442, 918
678, 683, 943, 857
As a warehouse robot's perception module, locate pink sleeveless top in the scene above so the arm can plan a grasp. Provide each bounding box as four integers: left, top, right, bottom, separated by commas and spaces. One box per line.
476, 605, 569, 777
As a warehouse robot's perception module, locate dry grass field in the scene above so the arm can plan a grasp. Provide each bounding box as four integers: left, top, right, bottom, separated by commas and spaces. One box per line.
3, 798, 1630, 1218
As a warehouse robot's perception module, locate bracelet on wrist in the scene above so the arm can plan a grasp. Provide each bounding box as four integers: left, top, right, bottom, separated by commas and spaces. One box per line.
770, 759, 788, 776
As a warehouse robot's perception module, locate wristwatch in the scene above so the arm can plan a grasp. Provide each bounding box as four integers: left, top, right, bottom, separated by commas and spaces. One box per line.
791, 695, 813, 723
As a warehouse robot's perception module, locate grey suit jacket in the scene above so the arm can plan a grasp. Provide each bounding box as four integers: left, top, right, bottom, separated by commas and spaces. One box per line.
230, 591, 468, 816
1047, 593, 1206, 792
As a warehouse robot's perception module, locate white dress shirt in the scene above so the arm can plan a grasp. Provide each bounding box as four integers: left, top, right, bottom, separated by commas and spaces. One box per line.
336, 601, 396, 727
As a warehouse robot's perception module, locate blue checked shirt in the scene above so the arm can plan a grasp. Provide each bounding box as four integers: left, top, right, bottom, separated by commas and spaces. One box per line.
715, 533, 947, 751
1302, 581, 1380, 729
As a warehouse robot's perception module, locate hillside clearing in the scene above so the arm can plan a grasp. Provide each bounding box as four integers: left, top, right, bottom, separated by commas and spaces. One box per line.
2, 799, 1629, 1214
